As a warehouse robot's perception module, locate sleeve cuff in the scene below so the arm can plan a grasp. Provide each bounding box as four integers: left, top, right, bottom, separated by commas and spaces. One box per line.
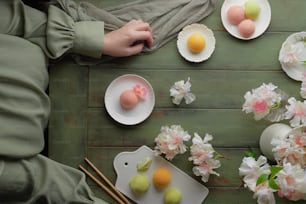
72, 21, 104, 59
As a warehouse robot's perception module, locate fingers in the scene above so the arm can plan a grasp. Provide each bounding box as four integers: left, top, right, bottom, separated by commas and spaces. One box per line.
102, 20, 153, 57
127, 43, 145, 56
132, 31, 154, 48
127, 20, 154, 47
131, 20, 152, 33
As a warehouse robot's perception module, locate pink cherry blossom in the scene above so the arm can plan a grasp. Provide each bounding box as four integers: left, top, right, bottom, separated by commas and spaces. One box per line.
272, 130, 306, 168
253, 182, 276, 204
239, 156, 271, 191
133, 84, 147, 100
285, 97, 306, 127
154, 125, 191, 160
279, 43, 303, 66
243, 83, 283, 121
253, 100, 269, 114
189, 133, 221, 182
275, 163, 306, 201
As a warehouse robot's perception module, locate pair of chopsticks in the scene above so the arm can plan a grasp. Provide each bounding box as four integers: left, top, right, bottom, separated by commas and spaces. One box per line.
79, 158, 131, 204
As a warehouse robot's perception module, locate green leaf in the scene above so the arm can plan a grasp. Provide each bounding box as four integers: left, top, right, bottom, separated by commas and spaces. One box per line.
268, 179, 280, 190
256, 174, 269, 186
245, 150, 257, 158
214, 152, 224, 160
270, 166, 283, 178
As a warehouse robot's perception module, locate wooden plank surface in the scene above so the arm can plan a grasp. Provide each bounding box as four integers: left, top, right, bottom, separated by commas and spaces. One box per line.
49, 0, 306, 203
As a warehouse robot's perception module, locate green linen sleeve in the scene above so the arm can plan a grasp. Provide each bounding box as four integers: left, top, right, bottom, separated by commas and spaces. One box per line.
47, 5, 104, 59
0, 0, 104, 59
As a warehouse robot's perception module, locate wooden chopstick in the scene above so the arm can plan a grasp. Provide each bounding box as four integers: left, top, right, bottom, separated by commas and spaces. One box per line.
79, 165, 125, 204
84, 158, 131, 204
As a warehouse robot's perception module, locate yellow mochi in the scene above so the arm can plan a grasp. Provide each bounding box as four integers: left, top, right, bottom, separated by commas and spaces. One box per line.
187, 33, 206, 53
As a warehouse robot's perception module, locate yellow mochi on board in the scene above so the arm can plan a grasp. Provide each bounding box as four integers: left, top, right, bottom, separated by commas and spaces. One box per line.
152, 167, 171, 189
164, 188, 182, 204
129, 174, 150, 195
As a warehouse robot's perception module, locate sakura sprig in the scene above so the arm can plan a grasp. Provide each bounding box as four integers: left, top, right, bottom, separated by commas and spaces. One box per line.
239, 154, 306, 204
239, 155, 271, 192
188, 133, 221, 182
243, 83, 306, 127
274, 163, 306, 201
271, 127, 306, 168
242, 83, 285, 121
284, 97, 306, 127
169, 77, 196, 105
154, 125, 191, 160
154, 125, 221, 182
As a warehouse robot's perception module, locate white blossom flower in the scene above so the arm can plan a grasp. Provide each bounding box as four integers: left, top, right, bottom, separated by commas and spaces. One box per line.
253, 182, 276, 204
279, 43, 303, 66
272, 131, 306, 168
192, 158, 221, 183
154, 125, 191, 160
242, 83, 282, 121
275, 163, 306, 201
188, 133, 221, 182
189, 133, 214, 165
284, 97, 306, 127
239, 156, 271, 191
239, 154, 306, 203
170, 77, 196, 105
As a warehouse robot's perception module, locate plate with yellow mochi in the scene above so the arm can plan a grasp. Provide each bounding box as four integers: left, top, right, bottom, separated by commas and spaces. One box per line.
177, 23, 216, 63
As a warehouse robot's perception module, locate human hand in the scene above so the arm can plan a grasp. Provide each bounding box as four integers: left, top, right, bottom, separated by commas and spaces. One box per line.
102, 20, 153, 57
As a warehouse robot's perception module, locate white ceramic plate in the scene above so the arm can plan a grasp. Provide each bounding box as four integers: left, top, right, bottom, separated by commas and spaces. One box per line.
279, 32, 306, 81
177, 24, 216, 63
104, 74, 155, 125
114, 145, 209, 204
221, 0, 271, 40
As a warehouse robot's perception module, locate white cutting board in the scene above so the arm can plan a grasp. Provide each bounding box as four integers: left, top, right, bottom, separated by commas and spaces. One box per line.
113, 145, 209, 204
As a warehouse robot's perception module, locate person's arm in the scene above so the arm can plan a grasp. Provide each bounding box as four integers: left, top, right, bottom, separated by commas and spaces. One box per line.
0, 0, 153, 59
0, 0, 104, 59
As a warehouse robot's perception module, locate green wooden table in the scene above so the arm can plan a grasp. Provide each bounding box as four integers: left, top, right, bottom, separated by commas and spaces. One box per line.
48, 0, 306, 203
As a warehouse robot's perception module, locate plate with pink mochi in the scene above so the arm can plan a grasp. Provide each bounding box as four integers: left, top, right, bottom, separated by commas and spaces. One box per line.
104, 74, 155, 125
221, 0, 271, 40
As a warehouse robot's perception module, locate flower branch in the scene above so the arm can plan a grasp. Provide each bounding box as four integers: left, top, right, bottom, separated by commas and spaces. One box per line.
240, 130, 306, 204
154, 125, 221, 183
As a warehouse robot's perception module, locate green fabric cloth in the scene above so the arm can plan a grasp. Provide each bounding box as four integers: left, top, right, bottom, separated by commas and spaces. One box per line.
56, 0, 217, 64
0, 0, 106, 203
57, 0, 217, 51
0, 155, 106, 204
